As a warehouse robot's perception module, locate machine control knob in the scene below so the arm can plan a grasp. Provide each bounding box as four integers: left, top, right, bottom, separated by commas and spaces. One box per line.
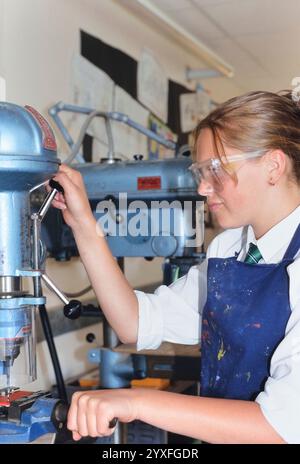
63, 300, 82, 319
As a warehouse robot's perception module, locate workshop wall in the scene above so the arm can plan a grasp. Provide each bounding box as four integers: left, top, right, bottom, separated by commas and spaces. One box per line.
0, 0, 230, 389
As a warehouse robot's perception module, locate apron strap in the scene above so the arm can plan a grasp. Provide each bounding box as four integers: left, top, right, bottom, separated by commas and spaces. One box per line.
283, 223, 300, 260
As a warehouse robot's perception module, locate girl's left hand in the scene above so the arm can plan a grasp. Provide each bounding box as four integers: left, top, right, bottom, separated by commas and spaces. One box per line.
67, 389, 141, 441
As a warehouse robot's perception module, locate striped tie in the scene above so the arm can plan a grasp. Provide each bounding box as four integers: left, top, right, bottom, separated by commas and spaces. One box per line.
244, 242, 262, 264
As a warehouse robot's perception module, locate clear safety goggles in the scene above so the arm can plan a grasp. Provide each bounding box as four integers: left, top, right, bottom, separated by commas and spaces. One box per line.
188, 151, 263, 192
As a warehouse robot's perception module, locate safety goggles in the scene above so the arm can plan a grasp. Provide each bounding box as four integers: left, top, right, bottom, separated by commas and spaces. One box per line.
188, 151, 263, 192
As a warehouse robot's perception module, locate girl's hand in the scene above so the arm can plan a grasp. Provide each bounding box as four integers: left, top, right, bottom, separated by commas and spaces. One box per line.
49, 164, 95, 232
67, 389, 140, 440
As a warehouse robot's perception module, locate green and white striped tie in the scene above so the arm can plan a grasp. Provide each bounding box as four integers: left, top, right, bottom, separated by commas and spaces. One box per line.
244, 242, 262, 264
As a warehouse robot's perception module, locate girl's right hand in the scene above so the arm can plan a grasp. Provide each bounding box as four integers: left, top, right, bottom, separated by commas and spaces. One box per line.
49, 164, 96, 232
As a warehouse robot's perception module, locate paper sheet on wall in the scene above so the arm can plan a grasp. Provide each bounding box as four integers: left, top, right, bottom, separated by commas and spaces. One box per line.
180, 91, 212, 133
67, 54, 114, 159
112, 86, 149, 160
137, 48, 168, 123
148, 114, 177, 160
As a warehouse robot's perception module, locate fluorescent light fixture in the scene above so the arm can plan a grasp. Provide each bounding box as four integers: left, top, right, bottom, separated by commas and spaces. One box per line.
119, 0, 234, 78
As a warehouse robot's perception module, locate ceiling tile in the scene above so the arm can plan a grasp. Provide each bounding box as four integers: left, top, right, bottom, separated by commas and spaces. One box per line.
134, 0, 299, 100
206, 37, 269, 78
236, 30, 300, 78
201, 0, 300, 37
166, 7, 225, 41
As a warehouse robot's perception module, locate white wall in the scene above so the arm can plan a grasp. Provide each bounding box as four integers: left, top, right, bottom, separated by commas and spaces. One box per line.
0, 0, 231, 389
0, 0, 239, 109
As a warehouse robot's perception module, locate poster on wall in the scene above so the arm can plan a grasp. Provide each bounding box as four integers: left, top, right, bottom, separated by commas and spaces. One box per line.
180, 90, 212, 133
137, 48, 168, 124
112, 86, 150, 160
67, 54, 114, 154
148, 114, 177, 160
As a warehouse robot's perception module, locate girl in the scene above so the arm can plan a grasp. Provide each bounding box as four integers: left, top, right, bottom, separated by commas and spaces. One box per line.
51, 90, 300, 444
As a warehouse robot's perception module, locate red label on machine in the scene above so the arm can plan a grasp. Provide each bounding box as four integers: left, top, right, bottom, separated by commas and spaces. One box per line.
25, 105, 57, 151
138, 176, 161, 190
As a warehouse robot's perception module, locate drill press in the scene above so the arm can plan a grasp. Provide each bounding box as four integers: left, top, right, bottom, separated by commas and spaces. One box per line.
0, 102, 66, 443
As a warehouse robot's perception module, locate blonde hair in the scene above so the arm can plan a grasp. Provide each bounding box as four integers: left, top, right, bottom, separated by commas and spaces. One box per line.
193, 90, 300, 183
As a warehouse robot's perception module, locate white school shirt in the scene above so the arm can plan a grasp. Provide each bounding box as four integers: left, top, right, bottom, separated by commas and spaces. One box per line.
135, 204, 300, 444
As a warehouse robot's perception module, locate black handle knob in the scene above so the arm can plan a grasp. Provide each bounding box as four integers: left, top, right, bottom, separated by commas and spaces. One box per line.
51, 401, 69, 429
109, 417, 118, 428
64, 300, 82, 319
86, 332, 96, 343
49, 178, 64, 194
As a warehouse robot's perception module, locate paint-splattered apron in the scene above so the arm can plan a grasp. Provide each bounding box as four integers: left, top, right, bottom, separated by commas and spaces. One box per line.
200, 225, 300, 400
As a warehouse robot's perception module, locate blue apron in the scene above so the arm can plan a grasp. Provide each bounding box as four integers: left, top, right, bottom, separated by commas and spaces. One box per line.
200, 224, 300, 400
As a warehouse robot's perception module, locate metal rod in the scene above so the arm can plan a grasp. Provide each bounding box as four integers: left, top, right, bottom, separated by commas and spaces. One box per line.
41, 274, 69, 305
108, 112, 176, 150
49, 103, 177, 165
39, 304, 68, 403
37, 189, 57, 221
31, 213, 42, 297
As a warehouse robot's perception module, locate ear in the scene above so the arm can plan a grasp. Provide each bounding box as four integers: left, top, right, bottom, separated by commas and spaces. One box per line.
264, 149, 287, 185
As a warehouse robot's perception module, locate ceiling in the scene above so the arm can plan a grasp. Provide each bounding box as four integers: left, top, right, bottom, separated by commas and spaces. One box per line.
149, 0, 300, 98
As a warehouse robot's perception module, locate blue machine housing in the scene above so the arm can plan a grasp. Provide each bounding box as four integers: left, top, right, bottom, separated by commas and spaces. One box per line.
77, 158, 195, 201
0, 102, 59, 274
40, 157, 202, 259
0, 102, 60, 443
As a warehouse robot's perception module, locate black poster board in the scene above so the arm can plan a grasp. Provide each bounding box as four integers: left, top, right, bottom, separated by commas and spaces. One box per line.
80, 30, 193, 146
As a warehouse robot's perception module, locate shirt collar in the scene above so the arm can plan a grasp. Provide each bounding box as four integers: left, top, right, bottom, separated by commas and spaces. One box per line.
245, 205, 300, 263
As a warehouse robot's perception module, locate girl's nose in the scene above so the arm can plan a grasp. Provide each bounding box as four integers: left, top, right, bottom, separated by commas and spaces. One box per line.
198, 179, 214, 197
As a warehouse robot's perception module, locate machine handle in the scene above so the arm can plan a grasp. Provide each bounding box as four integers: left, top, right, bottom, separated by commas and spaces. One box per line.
63, 301, 103, 319
52, 396, 118, 432
49, 178, 64, 194
63, 299, 82, 319
109, 417, 118, 428
52, 400, 69, 429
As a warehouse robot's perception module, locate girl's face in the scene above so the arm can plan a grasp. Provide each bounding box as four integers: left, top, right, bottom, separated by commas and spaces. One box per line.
195, 128, 266, 230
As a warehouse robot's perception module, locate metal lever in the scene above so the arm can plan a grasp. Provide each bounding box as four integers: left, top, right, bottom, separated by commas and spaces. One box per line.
36, 179, 62, 222
32, 178, 67, 299
41, 273, 82, 319
51, 402, 117, 429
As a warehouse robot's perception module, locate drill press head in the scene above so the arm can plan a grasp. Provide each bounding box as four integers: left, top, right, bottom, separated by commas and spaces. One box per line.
0, 102, 59, 391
